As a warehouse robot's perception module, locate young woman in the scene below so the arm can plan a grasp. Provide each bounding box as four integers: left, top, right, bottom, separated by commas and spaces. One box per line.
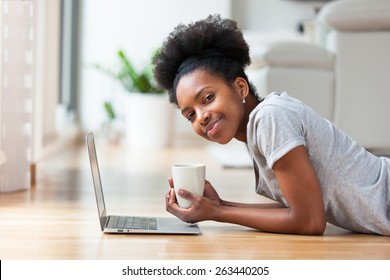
153, 15, 390, 235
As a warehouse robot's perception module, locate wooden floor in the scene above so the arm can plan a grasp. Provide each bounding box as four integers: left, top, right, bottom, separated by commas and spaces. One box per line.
0, 137, 389, 260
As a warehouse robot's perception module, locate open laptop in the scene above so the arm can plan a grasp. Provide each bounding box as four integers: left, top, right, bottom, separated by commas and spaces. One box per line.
86, 132, 201, 234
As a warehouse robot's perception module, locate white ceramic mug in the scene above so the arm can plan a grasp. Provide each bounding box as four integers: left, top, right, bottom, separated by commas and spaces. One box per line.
171, 164, 206, 208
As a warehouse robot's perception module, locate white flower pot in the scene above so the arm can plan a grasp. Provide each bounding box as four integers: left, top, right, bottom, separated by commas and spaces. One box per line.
124, 93, 174, 149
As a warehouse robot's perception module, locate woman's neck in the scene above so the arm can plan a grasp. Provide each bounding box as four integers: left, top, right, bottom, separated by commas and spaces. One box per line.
235, 95, 260, 143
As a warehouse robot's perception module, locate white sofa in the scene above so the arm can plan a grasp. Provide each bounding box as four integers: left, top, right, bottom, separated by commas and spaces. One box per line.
246, 0, 390, 152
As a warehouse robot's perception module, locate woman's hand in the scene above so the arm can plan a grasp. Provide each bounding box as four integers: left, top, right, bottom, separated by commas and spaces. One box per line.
165, 178, 221, 223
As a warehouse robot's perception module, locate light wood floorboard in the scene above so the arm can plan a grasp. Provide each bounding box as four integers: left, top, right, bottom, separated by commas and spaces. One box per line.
0, 137, 389, 260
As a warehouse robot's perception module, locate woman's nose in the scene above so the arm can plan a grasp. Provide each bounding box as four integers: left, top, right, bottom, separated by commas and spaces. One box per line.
199, 110, 210, 125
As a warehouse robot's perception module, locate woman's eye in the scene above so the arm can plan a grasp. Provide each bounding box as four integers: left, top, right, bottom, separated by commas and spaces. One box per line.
186, 112, 195, 122
204, 94, 214, 103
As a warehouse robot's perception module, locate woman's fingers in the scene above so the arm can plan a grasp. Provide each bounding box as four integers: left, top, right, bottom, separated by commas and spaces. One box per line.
168, 177, 174, 188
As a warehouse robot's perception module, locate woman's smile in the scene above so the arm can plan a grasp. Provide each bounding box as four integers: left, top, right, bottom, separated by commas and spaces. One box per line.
204, 117, 222, 137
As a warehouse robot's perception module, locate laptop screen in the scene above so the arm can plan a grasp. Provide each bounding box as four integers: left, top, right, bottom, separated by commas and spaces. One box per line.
86, 132, 107, 230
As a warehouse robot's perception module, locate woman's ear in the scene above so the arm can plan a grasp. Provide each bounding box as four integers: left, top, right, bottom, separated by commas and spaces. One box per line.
234, 77, 250, 99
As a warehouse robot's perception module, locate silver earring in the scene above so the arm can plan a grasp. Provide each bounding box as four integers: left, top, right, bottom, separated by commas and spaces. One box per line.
242, 98, 246, 104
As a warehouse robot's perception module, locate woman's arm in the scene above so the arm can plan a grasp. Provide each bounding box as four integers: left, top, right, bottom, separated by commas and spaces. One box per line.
220, 200, 285, 209
166, 145, 326, 235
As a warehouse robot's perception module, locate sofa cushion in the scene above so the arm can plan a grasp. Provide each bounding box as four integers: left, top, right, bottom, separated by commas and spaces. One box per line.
318, 0, 390, 32
249, 41, 334, 70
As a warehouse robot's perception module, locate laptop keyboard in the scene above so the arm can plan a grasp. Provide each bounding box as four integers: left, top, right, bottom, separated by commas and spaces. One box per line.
107, 216, 158, 230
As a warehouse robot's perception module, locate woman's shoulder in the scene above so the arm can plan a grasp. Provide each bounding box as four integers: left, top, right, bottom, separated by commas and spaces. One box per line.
262, 91, 304, 106
250, 91, 305, 120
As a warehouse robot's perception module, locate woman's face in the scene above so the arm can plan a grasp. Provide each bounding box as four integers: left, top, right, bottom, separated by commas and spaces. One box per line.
176, 69, 248, 144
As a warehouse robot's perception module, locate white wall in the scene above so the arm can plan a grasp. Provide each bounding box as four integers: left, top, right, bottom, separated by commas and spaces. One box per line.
79, 0, 232, 141
232, 0, 325, 32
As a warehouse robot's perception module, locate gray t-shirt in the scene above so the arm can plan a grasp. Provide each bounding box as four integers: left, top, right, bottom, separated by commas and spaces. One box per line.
246, 92, 390, 235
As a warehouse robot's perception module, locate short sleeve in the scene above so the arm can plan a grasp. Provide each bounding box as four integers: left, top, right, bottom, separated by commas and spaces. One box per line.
255, 104, 306, 169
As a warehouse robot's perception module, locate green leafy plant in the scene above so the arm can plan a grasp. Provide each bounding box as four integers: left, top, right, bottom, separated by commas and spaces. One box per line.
94, 49, 164, 123
94, 49, 164, 94
103, 101, 116, 122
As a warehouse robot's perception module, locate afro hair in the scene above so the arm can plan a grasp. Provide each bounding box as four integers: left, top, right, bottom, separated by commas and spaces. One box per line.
153, 14, 255, 104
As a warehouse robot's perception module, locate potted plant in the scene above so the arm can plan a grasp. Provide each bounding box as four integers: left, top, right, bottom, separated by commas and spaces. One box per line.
95, 49, 173, 149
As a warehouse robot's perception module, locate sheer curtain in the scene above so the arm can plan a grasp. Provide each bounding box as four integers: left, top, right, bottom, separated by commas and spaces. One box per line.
0, 0, 35, 192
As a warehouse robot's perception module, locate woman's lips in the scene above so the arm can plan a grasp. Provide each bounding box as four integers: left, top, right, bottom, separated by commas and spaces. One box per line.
205, 118, 222, 136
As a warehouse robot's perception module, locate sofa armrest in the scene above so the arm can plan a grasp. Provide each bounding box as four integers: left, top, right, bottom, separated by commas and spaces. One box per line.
318, 0, 390, 32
